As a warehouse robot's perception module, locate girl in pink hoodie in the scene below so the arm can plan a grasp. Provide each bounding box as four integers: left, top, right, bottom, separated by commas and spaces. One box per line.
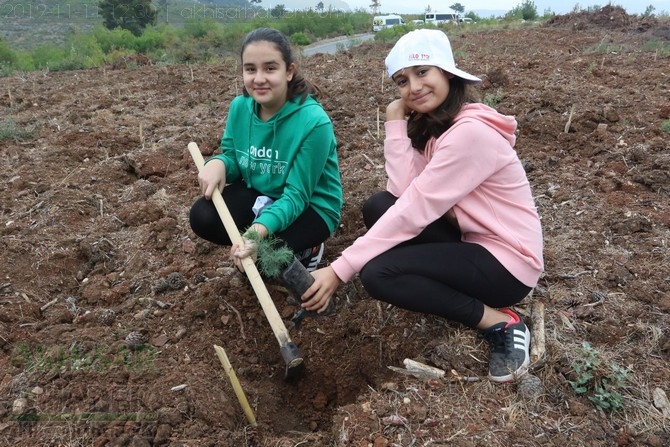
304, 29, 544, 383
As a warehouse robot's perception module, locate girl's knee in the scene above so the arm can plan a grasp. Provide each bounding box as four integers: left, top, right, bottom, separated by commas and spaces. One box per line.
363, 191, 397, 229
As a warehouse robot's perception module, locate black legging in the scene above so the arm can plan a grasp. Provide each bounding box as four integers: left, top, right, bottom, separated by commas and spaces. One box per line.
359, 191, 531, 328
189, 182, 330, 253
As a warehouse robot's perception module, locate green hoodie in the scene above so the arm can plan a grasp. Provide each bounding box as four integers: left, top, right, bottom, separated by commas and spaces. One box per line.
210, 94, 342, 235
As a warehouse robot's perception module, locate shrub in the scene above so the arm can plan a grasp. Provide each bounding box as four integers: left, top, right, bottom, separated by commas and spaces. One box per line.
64, 33, 106, 68
182, 18, 221, 40
93, 26, 137, 53
0, 38, 18, 68
291, 32, 311, 46
31, 44, 68, 70
134, 26, 169, 54
484, 89, 504, 107
568, 342, 630, 412
0, 119, 35, 141
30, 32, 105, 72
374, 25, 411, 43
640, 38, 670, 57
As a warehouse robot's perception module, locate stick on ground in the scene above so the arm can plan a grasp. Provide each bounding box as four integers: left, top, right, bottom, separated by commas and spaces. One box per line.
530, 301, 546, 364
214, 344, 258, 427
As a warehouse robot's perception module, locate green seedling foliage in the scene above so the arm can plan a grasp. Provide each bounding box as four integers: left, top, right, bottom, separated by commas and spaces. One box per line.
243, 229, 295, 279
93, 25, 137, 53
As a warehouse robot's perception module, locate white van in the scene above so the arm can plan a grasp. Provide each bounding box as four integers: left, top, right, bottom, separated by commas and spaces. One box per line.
372, 15, 405, 32
424, 12, 459, 25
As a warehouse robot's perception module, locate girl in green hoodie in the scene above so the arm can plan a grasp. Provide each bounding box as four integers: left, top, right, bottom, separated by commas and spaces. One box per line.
189, 28, 343, 273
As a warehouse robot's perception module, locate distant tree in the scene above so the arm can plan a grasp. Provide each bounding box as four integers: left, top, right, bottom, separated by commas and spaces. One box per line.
520, 0, 538, 20
425, 5, 432, 12
464, 11, 479, 21
99, 0, 157, 36
370, 0, 381, 14
507, 0, 538, 21
250, 0, 262, 4
643, 4, 655, 17
542, 8, 555, 18
270, 4, 287, 17
449, 3, 465, 14
316, 1, 324, 11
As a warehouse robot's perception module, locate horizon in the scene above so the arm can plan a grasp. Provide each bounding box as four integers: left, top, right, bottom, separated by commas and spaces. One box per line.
274, 0, 669, 16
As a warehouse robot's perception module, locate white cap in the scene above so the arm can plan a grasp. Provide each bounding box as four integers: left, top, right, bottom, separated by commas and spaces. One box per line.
385, 29, 481, 83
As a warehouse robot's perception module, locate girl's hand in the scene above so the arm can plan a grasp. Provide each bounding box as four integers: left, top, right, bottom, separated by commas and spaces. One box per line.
386, 99, 411, 121
301, 266, 342, 313
230, 224, 268, 272
230, 237, 258, 273
197, 159, 226, 199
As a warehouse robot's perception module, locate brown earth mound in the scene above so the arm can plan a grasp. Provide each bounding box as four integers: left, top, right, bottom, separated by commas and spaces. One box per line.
545, 5, 634, 30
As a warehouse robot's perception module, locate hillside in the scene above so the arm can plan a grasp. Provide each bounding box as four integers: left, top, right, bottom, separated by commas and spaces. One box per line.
0, 0, 250, 49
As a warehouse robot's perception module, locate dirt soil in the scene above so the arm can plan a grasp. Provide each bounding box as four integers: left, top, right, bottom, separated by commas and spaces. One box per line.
2, 6, 670, 447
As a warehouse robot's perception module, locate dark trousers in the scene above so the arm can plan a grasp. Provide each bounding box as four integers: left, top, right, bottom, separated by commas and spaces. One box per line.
189, 182, 330, 253
359, 191, 531, 328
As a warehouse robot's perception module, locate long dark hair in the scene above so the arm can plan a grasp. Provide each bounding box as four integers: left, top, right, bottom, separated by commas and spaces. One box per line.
407, 76, 478, 152
240, 28, 320, 104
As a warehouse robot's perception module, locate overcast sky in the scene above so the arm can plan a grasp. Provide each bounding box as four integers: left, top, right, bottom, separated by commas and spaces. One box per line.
279, 0, 669, 16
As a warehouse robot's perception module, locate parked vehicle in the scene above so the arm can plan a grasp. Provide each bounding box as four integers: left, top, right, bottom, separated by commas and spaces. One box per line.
424, 12, 459, 25
459, 18, 475, 24
373, 14, 405, 32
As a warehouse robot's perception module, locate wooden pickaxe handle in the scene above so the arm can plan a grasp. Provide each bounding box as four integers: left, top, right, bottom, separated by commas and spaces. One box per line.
187, 142, 295, 349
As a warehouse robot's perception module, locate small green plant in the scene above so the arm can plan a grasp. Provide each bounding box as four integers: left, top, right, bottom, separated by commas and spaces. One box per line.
243, 229, 294, 279
568, 342, 630, 411
484, 89, 504, 107
641, 38, 670, 57
661, 119, 670, 133
0, 119, 35, 141
586, 61, 596, 73
0, 63, 13, 77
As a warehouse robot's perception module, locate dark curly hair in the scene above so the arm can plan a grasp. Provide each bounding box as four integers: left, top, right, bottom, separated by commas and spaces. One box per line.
240, 28, 320, 104
407, 76, 478, 152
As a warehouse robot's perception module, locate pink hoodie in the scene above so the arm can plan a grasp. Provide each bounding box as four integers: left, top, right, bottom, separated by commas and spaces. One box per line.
331, 103, 544, 287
